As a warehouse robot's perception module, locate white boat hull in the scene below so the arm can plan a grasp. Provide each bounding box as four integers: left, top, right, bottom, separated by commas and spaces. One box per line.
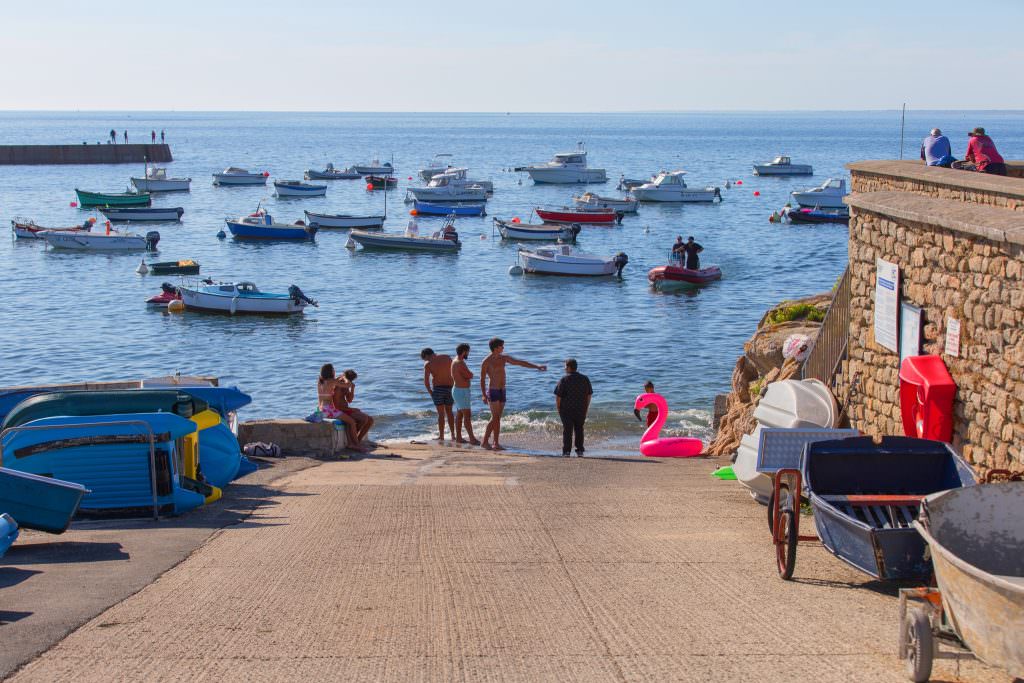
350, 231, 460, 252
304, 212, 385, 229
573, 195, 638, 213
131, 177, 191, 192
407, 186, 488, 202
275, 184, 327, 197
40, 231, 150, 251
213, 174, 267, 186
632, 187, 720, 202
791, 191, 846, 208
518, 249, 616, 276
525, 168, 607, 184
753, 164, 813, 176
179, 289, 306, 315
497, 224, 576, 241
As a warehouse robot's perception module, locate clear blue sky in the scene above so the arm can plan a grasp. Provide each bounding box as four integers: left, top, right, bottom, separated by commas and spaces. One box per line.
3, 0, 1022, 111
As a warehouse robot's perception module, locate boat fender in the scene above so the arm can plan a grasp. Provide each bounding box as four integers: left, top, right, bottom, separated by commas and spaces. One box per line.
345, 237, 356, 250
216, 229, 226, 239
145, 231, 160, 251
229, 297, 238, 315
167, 300, 185, 313
508, 265, 524, 276
136, 259, 149, 275
288, 285, 318, 308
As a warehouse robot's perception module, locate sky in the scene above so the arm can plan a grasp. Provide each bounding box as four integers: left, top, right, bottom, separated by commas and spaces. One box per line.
2, 0, 1023, 112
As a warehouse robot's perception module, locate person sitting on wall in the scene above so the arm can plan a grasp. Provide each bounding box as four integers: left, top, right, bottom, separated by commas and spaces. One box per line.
956, 127, 1007, 176
920, 128, 955, 167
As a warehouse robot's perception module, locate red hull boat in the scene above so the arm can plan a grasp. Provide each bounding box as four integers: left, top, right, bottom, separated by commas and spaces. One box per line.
648, 264, 722, 287
534, 207, 621, 225
146, 282, 182, 307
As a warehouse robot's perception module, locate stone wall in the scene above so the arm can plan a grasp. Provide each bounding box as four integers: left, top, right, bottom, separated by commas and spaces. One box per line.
0, 144, 173, 165
238, 419, 349, 457
838, 162, 1024, 472
848, 161, 1024, 212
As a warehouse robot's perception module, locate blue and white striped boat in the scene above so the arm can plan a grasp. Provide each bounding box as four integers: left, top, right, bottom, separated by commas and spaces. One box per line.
413, 201, 486, 217
274, 180, 327, 197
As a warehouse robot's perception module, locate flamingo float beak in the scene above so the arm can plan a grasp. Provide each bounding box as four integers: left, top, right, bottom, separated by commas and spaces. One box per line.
633, 408, 642, 422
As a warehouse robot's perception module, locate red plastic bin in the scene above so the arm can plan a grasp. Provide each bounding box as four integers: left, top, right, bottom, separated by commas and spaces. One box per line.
898, 355, 956, 442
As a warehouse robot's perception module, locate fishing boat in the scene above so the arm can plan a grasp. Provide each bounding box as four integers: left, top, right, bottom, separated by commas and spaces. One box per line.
146, 259, 200, 275
75, 189, 152, 208
349, 219, 460, 252
0, 513, 16, 557
648, 263, 722, 289
212, 167, 268, 186
413, 201, 486, 217
493, 218, 578, 241
274, 180, 327, 197
516, 244, 627, 277
130, 167, 192, 192
618, 176, 650, 191
39, 226, 160, 251
631, 171, 722, 203
514, 143, 607, 184
419, 153, 455, 181
407, 169, 489, 202
904, 482, 1024, 681
535, 206, 622, 225
0, 468, 89, 533
146, 282, 182, 307
225, 210, 317, 240
100, 206, 184, 222
800, 436, 976, 580
303, 211, 385, 229
785, 206, 850, 224
11, 217, 94, 239
0, 412, 208, 516
791, 178, 847, 209
352, 160, 395, 175
753, 155, 813, 176
573, 192, 639, 214
364, 175, 398, 189
305, 163, 361, 180
178, 281, 317, 315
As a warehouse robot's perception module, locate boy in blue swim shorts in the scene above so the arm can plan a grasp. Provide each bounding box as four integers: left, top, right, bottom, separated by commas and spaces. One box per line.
451, 343, 480, 445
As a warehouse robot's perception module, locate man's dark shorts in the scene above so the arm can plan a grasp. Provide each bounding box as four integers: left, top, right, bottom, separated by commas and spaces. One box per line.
432, 385, 454, 407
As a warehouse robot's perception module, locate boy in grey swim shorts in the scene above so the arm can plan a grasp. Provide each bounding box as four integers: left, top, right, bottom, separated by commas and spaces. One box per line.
451, 343, 479, 445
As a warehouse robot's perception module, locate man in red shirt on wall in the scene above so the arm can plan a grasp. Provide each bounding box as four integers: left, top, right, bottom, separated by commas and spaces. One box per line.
963, 127, 1006, 176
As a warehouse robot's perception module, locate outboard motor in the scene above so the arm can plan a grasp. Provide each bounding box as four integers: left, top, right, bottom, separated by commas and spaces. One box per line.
160, 282, 179, 296
569, 224, 582, 241
615, 211, 625, 224
714, 187, 723, 201
288, 285, 318, 307
443, 229, 460, 243
145, 231, 160, 251
613, 252, 629, 278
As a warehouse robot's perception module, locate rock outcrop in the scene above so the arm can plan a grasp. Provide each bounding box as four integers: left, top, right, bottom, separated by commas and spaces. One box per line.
707, 294, 831, 457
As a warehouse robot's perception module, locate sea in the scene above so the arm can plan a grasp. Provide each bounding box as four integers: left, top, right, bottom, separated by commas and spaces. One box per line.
2, 110, 1022, 454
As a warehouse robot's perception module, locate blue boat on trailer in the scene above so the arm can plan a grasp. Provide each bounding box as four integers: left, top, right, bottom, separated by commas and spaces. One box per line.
413, 200, 486, 217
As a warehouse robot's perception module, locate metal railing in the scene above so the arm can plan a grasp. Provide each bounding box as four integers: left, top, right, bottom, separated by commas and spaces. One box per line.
0, 420, 161, 520
801, 266, 852, 387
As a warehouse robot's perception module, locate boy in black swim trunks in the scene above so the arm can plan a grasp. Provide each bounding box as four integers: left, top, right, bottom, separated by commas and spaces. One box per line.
422, 348, 456, 441
479, 337, 546, 451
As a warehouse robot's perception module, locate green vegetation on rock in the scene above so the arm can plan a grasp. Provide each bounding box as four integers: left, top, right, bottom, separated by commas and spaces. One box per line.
767, 302, 826, 325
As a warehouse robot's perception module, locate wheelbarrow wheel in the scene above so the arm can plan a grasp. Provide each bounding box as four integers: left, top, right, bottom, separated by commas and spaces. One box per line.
768, 483, 790, 533
903, 606, 934, 682
776, 509, 797, 580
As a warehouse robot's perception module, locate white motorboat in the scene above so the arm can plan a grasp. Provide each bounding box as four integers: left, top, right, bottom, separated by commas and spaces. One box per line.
419, 153, 455, 181
304, 211, 385, 229
493, 218, 579, 241
631, 171, 722, 203
515, 142, 607, 184
178, 281, 316, 315
349, 219, 460, 252
39, 225, 160, 252
305, 163, 361, 180
130, 167, 192, 192
352, 159, 395, 175
516, 244, 627, 277
733, 379, 838, 503
573, 192, 639, 214
274, 180, 327, 197
752, 155, 813, 176
212, 167, 268, 186
11, 217, 94, 239
791, 178, 848, 209
406, 168, 491, 202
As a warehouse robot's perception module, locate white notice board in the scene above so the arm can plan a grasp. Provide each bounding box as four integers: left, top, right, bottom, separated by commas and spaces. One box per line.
874, 258, 899, 352
945, 317, 961, 357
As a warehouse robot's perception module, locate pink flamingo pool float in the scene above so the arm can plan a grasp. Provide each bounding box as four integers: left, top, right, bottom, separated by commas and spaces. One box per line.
633, 393, 704, 457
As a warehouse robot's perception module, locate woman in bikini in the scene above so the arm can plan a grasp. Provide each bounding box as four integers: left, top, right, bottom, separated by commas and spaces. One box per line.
317, 364, 360, 448
333, 369, 374, 449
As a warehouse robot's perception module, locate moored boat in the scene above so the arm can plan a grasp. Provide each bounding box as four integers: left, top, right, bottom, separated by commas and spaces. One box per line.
413, 201, 486, 217
364, 175, 398, 189
631, 171, 722, 203
100, 206, 184, 222
349, 219, 460, 252
75, 189, 152, 208
406, 168, 491, 202
303, 211, 385, 229
130, 167, 192, 192
40, 226, 160, 251
419, 153, 455, 181
493, 218, 578, 241
178, 281, 317, 315
791, 178, 847, 208
146, 282, 182, 307
785, 206, 850, 224
515, 143, 607, 184
753, 155, 813, 176
352, 160, 395, 175
305, 163, 361, 180
535, 206, 621, 225
516, 244, 627, 277
11, 217, 94, 239
212, 167, 268, 186
573, 192, 638, 214
274, 180, 327, 197
146, 259, 200, 275
225, 210, 317, 240
648, 263, 722, 289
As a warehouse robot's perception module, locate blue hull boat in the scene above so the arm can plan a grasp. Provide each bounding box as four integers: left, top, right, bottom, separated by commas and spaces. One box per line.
0, 468, 88, 533
413, 201, 486, 217
1, 413, 206, 517
803, 436, 976, 580
225, 211, 317, 240
0, 513, 18, 557
2, 390, 210, 432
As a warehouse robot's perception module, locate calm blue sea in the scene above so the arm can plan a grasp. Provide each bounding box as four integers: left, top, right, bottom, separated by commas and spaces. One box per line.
2, 110, 1021, 450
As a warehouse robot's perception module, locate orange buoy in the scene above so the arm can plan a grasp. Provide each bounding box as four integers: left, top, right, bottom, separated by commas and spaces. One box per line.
409, 209, 418, 216
512, 217, 521, 223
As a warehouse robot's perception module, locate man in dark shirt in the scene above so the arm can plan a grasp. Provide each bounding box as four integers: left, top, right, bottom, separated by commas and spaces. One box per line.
682, 236, 703, 270
553, 358, 592, 457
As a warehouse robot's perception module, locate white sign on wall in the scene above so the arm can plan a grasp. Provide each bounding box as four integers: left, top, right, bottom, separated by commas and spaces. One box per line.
874, 258, 900, 352
945, 317, 961, 358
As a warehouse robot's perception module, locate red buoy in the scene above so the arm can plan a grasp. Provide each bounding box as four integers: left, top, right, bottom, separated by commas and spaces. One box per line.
754, 191, 761, 196
409, 209, 418, 216
366, 183, 374, 191
736, 180, 743, 185
263, 171, 270, 177
512, 217, 521, 224
70, 201, 78, 207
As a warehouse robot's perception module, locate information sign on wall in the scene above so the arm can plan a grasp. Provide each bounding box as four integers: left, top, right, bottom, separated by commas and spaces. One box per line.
945, 318, 961, 358
874, 258, 900, 352
900, 303, 922, 363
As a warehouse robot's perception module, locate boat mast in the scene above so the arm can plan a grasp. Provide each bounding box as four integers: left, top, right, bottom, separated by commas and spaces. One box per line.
898, 103, 906, 160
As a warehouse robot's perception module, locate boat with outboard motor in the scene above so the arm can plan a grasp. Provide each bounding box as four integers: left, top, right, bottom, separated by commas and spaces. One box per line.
365, 174, 398, 189
39, 224, 159, 251
274, 179, 327, 197
349, 217, 460, 252
406, 168, 491, 202
535, 206, 622, 225
753, 155, 813, 176
11, 217, 95, 239
791, 177, 847, 209
303, 211, 385, 229
414, 201, 486, 217
305, 163, 361, 180
352, 159, 394, 175
648, 262, 722, 289
75, 189, 151, 208
100, 206, 184, 222
515, 143, 607, 184
515, 244, 627, 277
177, 280, 317, 315
144, 259, 200, 275
130, 167, 192, 192
225, 209, 317, 240
493, 218, 579, 241
631, 171, 721, 203
212, 167, 268, 186
573, 192, 638, 214
146, 281, 183, 307
784, 206, 849, 224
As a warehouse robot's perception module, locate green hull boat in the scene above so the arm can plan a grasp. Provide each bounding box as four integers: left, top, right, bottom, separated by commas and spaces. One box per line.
75, 189, 152, 208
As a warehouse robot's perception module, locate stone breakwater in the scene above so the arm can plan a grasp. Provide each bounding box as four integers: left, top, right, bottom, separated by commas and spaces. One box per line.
0, 143, 172, 165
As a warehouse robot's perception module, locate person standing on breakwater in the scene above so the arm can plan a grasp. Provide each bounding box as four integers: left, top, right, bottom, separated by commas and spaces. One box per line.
452, 343, 480, 445
109, 129, 116, 144
554, 358, 592, 457
160, 129, 165, 143
151, 130, 156, 143
422, 348, 456, 441
123, 130, 128, 144
480, 338, 546, 451
920, 128, 954, 167
963, 127, 1007, 176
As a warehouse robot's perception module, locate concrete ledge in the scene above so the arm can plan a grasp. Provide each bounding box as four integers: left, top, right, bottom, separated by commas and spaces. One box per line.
847, 160, 1024, 207
846, 191, 1024, 246
237, 419, 348, 456
0, 144, 172, 165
